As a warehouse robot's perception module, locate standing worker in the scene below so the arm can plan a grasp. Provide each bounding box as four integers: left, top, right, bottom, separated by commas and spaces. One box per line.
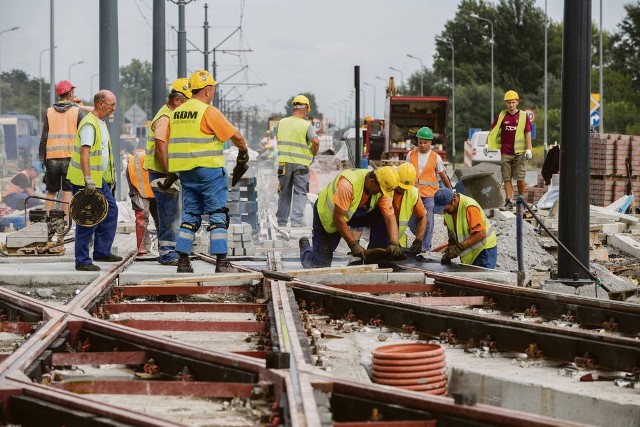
144, 78, 191, 266
126, 149, 159, 256
299, 166, 402, 268
39, 80, 85, 220
2, 162, 44, 210
433, 188, 497, 268
276, 95, 320, 227
168, 69, 249, 274
66, 90, 121, 271
407, 126, 452, 251
367, 163, 427, 253
485, 90, 533, 210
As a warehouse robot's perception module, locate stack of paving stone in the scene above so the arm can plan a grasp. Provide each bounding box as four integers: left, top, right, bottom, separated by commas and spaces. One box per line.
227, 223, 255, 256
227, 176, 259, 234
590, 133, 640, 206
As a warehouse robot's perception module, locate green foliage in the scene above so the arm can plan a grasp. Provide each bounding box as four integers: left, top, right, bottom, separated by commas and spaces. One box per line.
119, 59, 152, 124
0, 69, 48, 117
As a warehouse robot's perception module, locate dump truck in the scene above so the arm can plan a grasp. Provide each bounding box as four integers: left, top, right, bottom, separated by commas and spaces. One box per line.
365, 95, 449, 163
0, 113, 40, 174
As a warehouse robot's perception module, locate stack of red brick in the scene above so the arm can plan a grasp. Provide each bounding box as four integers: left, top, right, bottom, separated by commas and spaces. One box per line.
590, 134, 640, 206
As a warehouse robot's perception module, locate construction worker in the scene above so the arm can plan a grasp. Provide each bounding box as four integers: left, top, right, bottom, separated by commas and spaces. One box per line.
143, 78, 191, 266
299, 166, 402, 268
66, 90, 121, 272
433, 188, 497, 268
485, 90, 533, 211
126, 149, 159, 256
39, 80, 85, 220
168, 69, 249, 274
2, 162, 43, 210
407, 126, 452, 251
367, 163, 427, 253
276, 94, 320, 227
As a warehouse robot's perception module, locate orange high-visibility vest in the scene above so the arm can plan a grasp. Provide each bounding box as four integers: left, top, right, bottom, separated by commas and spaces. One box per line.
408, 149, 439, 198
45, 106, 80, 159
127, 151, 154, 199
2, 171, 33, 197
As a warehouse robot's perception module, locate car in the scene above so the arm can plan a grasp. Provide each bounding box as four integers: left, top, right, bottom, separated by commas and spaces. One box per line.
463, 130, 500, 166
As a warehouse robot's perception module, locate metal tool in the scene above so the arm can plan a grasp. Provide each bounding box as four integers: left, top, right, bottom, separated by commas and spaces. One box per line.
149, 173, 180, 194
69, 189, 108, 227
231, 162, 249, 187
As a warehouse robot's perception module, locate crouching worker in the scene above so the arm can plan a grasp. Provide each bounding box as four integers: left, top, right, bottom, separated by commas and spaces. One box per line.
367, 163, 427, 254
299, 166, 401, 268
433, 188, 497, 268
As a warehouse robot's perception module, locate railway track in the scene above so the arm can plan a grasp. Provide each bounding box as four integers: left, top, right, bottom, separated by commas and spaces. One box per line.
0, 245, 636, 425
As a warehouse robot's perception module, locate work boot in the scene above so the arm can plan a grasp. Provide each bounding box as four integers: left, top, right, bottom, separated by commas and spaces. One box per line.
298, 237, 310, 250
177, 252, 193, 273
215, 258, 239, 273
499, 199, 514, 211
76, 263, 100, 271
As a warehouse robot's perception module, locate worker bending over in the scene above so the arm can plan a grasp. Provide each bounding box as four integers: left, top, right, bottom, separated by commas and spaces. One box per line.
299, 166, 401, 268
433, 188, 497, 268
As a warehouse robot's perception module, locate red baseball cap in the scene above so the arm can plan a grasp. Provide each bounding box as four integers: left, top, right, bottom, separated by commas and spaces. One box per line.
55, 80, 76, 96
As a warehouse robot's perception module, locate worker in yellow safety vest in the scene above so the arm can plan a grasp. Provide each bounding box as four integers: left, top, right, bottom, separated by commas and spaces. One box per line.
126, 149, 158, 256
276, 94, 320, 227
433, 188, 497, 268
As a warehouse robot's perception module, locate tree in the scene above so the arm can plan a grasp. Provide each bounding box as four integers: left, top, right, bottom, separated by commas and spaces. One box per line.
119, 59, 152, 125
610, 2, 640, 93
0, 69, 45, 117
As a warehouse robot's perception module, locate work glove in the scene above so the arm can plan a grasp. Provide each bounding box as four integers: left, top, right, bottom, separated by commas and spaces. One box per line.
524, 149, 532, 160
348, 241, 366, 260
410, 238, 423, 254
445, 241, 465, 259
387, 242, 402, 258
237, 149, 249, 165
84, 176, 97, 195
482, 144, 489, 156
441, 253, 452, 265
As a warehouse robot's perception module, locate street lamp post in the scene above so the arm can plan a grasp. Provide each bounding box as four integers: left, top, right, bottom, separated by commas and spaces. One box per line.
364, 82, 376, 119
437, 37, 456, 168
360, 88, 366, 118
406, 54, 424, 96
388, 67, 404, 93
0, 26, 20, 115
470, 13, 494, 121
68, 60, 85, 82
39, 47, 53, 125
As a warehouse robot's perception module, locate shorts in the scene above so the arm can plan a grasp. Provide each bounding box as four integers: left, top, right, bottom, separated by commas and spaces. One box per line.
500, 153, 526, 181
44, 158, 73, 192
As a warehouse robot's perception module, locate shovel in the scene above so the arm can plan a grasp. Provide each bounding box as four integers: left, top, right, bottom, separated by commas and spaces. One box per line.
231, 162, 249, 187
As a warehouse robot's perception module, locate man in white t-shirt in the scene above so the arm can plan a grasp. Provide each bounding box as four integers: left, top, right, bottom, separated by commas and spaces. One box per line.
406, 126, 452, 251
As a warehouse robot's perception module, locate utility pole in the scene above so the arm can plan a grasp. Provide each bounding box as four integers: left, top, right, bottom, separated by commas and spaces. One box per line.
168, 0, 195, 77
204, 4, 209, 71
152, 0, 166, 114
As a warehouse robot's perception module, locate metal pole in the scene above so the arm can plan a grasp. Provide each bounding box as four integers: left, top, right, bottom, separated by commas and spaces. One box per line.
544, 0, 548, 156
354, 66, 361, 168
152, 0, 166, 114
451, 42, 456, 169
39, 47, 50, 125
364, 83, 376, 119
90, 73, 99, 97
50, 0, 55, 106
204, 3, 209, 71
68, 60, 84, 81
516, 199, 524, 286
599, 0, 603, 133
360, 88, 366, 118
178, 0, 187, 77
389, 67, 404, 93
558, 0, 591, 281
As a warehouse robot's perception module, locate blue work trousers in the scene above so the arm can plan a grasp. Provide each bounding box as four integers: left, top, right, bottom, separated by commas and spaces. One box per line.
276, 163, 309, 227
300, 200, 379, 268
471, 246, 497, 269
409, 196, 435, 251
175, 167, 228, 256
149, 171, 181, 263
73, 180, 118, 266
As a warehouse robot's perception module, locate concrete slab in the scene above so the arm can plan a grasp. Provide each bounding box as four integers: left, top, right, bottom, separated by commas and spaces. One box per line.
607, 233, 640, 258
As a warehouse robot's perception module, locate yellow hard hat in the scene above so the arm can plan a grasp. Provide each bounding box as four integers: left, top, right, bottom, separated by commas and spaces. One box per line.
397, 162, 417, 190
189, 69, 217, 91
374, 166, 399, 198
292, 94, 311, 113
171, 78, 192, 98
504, 90, 519, 101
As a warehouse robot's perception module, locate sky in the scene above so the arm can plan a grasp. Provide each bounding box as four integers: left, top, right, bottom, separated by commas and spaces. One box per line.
0, 0, 632, 125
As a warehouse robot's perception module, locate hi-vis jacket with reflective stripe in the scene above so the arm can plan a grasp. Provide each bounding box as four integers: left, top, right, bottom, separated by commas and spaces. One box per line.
277, 115, 314, 166
407, 149, 439, 197
397, 187, 419, 247
487, 110, 527, 153
443, 194, 496, 265
128, 151, 154, 199
168, 99, 223, 172
66, 113, 115, 187
45, 105, 79, 159
317, 169, 381, 234
144, 104, 172, 173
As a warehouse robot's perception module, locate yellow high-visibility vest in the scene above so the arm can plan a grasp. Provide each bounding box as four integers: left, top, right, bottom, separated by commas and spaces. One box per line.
487, 110, 527, 153
144, 104, 172, 173
66, 113, 115, 187
277, 116, 314, 166
398, 187, 419, 247
443, 194, 496, 265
